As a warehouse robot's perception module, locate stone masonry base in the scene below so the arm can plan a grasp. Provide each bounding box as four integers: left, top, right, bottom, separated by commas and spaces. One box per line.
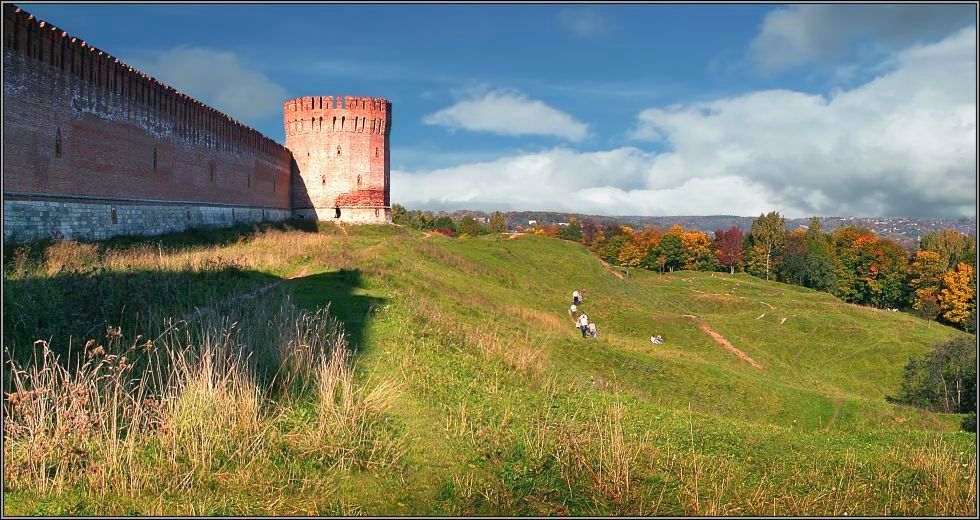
3, 196, 291, 243
293, 206, 392, 224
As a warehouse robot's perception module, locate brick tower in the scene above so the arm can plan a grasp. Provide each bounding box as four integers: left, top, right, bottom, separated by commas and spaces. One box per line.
284, 95, 391, 223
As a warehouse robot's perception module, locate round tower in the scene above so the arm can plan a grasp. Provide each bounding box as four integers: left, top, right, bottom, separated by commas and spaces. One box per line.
284, 95, 391, 223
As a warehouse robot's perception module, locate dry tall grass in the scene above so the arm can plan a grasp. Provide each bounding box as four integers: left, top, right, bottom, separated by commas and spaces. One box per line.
3, 290, 405, 504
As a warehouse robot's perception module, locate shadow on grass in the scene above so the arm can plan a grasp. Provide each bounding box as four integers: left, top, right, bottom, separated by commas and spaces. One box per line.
3, 265, 281, 360
284, 269, 385, 355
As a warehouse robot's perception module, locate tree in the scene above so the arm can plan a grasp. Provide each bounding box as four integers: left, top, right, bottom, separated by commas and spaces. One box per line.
601, 236, 630, 265
910, 250, 944, 320
921, 229, 976, 271
749, 211, 786, 281
617, 239, 647, 268
801, 218, 837, 291
938, 263, 976, 331
432, 215, 456, 233
888, 337, 976, 416
560, 217, 583, 242
847, 233, 910, 309
651, 233, 685, 272
581, 221, 601, 247
391, 203, 410, 225
488, 211, 507, 234
779, 229, 809, 285
681, 231, 719, 271
831, 226, 877, 304
744, 244, 770, 279
625, 227, 664, 270
458, 215, 484, 237
714, 226, 744, 274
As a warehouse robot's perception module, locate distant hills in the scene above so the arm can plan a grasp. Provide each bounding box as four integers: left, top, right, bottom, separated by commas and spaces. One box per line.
440, 210, 976, 249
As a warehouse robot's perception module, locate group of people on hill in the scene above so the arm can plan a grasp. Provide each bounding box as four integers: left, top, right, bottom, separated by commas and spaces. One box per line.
569, 289, 597, 339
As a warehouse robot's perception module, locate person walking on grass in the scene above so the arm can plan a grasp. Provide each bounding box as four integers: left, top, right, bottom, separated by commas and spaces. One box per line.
588, 321, 597, 339
569, 303, 578, 317
572, 290, 581, 305
577, 313, 589, 339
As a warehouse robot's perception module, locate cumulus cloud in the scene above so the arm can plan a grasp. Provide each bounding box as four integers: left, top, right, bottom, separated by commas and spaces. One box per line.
750, 4, 975, 72
556, 7, 610, 38
392, 147, 777, 216
130, 46, 287, 121
396, 28, 976, 218
423, 89, 589, 141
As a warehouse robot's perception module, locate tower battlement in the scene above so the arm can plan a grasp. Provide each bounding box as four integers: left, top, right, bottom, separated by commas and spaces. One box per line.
283, 95, 391, 137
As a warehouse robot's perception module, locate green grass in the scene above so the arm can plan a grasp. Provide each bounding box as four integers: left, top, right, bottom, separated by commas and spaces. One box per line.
3, 222, 975, 515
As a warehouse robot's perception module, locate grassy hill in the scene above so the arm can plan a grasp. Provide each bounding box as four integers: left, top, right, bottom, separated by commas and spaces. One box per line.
3, 223, 975, 515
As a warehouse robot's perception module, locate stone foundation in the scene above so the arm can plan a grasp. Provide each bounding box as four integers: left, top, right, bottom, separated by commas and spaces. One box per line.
3, 195, 290, 243
293, 206, 391, 224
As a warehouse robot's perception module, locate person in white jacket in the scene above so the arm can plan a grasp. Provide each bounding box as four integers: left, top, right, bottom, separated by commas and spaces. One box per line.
577, 313, 589, 338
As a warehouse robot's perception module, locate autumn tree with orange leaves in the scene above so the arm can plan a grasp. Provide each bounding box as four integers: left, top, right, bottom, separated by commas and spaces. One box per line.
939, 262, 976, 331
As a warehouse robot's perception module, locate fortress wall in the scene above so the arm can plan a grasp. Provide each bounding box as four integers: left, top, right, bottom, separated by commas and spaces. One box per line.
285, 95, 391, 224
2, 5, 295, 242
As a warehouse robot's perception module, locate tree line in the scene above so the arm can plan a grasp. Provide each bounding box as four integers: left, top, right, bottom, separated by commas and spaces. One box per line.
391, 205, 507, 237
392, 205, 976, 332
565, 212, 975, 331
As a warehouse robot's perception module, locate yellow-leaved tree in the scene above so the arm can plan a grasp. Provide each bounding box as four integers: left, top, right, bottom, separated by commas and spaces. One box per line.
910, 250, 944, 320
938, 262, 976, 331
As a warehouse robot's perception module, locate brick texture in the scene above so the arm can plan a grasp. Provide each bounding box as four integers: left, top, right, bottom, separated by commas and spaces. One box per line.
285, 96, 391, 223
2, 4, 393, 242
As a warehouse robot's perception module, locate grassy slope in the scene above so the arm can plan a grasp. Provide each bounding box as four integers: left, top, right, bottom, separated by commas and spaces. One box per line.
4, 224, 975, 515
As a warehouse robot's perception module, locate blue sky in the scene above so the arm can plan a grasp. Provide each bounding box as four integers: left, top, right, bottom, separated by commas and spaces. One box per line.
20, 3, 978, 218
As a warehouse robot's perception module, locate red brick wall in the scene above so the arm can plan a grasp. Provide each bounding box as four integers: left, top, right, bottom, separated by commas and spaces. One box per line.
285, 95, 390, 212
2, 4, 293, 210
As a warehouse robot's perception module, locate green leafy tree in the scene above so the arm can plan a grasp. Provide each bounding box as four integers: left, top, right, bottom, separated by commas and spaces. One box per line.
432, 215, 456, 233
488, 211, 507, 233
391, 204, 410, 225
921, 229, 977, 271
458, 215, 484, 237
888, 337, 976, 416
649, 234, 685, 272
601, 235, 630, 265
749, 211, 786, 281
560, 217, 584, 242
801, 217, 837, 291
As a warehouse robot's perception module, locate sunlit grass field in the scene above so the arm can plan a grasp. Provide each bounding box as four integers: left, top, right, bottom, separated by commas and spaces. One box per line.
2, 222, 975, 515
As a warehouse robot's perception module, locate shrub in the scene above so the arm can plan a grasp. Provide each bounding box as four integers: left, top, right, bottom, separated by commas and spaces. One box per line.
962, 414, 976, 433
887, 337, 976, 415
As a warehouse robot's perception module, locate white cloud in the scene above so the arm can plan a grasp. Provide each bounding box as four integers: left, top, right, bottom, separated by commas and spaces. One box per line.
750, 4, 974, 72
423, 89, 589, 142
396, 28, 976, 218
556, 7, 610, 38
392, 148, 776, 216
130, 46, 287, 122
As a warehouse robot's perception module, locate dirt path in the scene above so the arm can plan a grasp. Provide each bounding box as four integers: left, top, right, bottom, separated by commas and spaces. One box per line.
824, 399, 843, 431
507, 232, 525, 239
684, 315, 764, 369
597, 258, 625, 280
181, 266, 310, 323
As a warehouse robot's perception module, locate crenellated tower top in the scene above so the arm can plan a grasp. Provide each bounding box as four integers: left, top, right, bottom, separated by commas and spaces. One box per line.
283, 96, 391, 137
